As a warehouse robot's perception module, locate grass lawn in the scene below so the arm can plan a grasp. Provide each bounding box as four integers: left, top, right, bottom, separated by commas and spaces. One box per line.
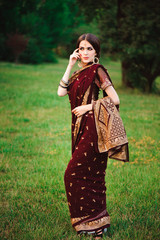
0, 59, 159, 240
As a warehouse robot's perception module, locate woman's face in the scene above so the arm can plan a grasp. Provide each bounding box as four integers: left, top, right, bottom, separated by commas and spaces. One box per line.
79, 40, 96, 65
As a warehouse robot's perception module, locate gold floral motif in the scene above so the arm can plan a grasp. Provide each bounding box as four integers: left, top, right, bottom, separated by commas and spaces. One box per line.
77, 163, 82, 166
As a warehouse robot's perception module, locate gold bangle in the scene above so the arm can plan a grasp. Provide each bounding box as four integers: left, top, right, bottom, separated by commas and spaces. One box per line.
59, 83, 68, 89
61, 78, 69, 86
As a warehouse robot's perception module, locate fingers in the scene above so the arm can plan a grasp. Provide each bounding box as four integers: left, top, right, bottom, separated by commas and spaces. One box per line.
71, 48, 80, 59
72, 107, 81, 117
74, 48, 79, 53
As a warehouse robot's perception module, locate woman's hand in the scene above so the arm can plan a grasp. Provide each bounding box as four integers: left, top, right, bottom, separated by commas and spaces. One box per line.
69, 48, 80, 67
72, 104, 92, 117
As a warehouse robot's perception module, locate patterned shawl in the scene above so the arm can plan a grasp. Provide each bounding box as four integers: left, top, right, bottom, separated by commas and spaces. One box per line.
93, 97, 129, 162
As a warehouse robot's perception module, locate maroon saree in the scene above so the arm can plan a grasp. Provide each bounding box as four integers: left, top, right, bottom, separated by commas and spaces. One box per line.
64, 64, 129, 235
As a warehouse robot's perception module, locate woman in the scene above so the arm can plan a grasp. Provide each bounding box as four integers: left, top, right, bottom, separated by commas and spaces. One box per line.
57, 33, 129, 239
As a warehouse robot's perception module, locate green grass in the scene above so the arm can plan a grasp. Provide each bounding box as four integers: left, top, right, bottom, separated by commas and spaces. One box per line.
0, 59, 160, 240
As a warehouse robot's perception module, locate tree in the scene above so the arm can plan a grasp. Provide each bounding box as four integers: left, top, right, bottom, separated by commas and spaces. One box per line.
0, 0, 87, 63
6, 33, 29, 63
77, 0, 160, 92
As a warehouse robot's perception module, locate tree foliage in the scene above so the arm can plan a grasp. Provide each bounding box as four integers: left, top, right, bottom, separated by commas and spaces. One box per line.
77, 0, 160, 92
0, 0, 86, 63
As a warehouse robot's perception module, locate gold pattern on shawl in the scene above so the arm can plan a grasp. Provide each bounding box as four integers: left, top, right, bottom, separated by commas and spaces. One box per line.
73, 85, 91, 146
93, 97, 129, 162
74, 216, 110, 232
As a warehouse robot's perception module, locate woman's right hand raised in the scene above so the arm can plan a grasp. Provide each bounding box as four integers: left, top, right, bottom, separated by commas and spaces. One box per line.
69, 49, 80, 67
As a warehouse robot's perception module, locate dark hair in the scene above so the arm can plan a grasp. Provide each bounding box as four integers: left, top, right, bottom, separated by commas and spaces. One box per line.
76, 33, 100, 59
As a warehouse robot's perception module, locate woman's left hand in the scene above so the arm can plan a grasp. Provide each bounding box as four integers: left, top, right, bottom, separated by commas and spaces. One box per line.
72, 104, 92, 117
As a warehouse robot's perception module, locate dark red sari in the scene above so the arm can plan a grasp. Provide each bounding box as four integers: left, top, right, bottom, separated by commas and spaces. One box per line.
64, 64, 111, 234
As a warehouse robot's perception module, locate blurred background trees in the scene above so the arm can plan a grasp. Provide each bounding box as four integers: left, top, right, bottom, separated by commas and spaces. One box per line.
77, 0, 160, 92
0, 0, 160, 92
0, 0, 89, 64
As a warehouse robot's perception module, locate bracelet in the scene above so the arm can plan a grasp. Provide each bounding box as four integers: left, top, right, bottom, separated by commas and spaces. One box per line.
59, 83, 68, 89
61, 78, 69, 86
92, 100, 96, 110
60, 79, 69, 87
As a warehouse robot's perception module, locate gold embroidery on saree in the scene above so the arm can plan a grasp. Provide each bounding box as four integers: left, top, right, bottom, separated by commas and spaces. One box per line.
73, 86, 91, 146
73, 216, 110, 232
93, 97, 129, 161
68, 64, 93, 86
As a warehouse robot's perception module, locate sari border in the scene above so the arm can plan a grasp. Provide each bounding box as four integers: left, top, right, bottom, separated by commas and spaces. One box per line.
93, 96, 129, 161
73, 85, 91, 146
68, 64, 94, 86
71, 209, 110, 232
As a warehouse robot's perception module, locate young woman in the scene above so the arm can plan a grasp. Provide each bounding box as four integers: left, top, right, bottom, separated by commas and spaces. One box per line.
57, 33, 129, 239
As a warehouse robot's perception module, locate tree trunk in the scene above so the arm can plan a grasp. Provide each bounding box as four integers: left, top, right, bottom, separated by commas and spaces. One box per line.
145, 76, 155, 93
121, 60, 133, 88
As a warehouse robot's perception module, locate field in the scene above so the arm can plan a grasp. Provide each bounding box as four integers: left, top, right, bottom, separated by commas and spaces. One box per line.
0, 59, 160, 240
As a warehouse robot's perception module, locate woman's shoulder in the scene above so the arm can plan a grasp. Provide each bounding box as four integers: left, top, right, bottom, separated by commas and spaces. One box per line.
91, 64, 108, 76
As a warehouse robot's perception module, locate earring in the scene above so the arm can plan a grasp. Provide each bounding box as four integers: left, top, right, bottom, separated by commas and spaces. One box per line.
78, 60, 83, 68
93, 56, 99, 64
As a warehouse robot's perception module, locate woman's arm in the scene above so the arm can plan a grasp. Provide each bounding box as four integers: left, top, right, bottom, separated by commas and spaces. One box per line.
97, 67, 120, 105
57, 64, 72, 97
57, 49, 80, 97
104, 85, 120, 105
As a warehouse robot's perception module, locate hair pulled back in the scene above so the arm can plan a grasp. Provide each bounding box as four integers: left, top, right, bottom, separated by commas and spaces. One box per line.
76, 33, 100, 59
